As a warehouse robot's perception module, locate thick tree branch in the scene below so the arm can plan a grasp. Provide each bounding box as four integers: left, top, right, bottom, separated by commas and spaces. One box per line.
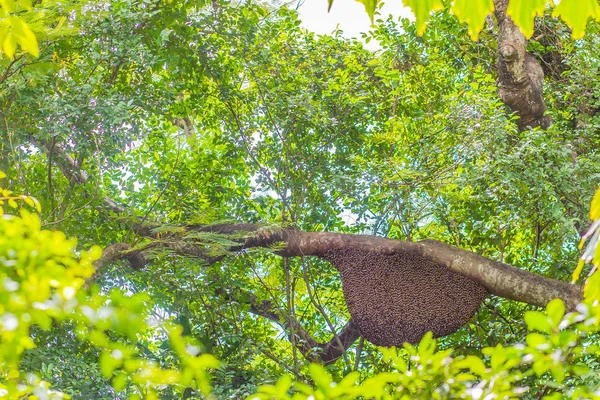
87, 243, 146, 285
40, 148, 581, 351
183, 225, 582, 310
314, 320, 361, 365
243, 297, 360, 365
194, 283, 358, 364
91, 223, 583, 358
494, 0, 551, 130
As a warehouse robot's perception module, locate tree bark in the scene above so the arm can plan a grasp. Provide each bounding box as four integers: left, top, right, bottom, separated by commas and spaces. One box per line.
189, 225, 583, 310
494, 0, 551, 130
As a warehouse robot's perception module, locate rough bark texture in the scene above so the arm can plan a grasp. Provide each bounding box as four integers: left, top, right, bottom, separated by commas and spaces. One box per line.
279, 230, 581, 311
324, 248, 487, 346
494, 0, 551, 130
172, 225, 582, 310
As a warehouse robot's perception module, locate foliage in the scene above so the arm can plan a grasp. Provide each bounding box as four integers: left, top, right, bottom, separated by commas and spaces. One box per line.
0, 175, 217, 398
251, 298, 600, 399
350, 0, 600, 40
1, 0, 600, 398
575, 186, 600, 301
0, 0, 38, 58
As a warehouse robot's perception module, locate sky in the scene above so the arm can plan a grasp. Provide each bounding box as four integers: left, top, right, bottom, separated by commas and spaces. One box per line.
295, 0, 412, 45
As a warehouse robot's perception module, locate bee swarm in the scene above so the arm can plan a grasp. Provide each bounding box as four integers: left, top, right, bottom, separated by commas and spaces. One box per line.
323, 248, 488, 346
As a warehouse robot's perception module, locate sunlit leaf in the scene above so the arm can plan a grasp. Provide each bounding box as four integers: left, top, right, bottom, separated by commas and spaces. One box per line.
585, 267, 600, 301
3, 32, 17, 58
546, 298, 565, 328
552, 0, 600, 39
308, 363, 332, 393
451, 0, 494, 40
0, 0, 15, 13
524, 310, 552, 333
572, 259, 585, 283
590, 187, 600, 220
460, 355, 487, 375
551, 364, 566, 383
506, 0, 547, 38
402, 0, 444, 35
10, 17, 39, 57
526, 332, 549, 349
355, 0, 378, 22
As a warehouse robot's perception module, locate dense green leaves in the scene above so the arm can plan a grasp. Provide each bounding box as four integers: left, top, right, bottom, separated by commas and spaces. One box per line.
0, 178, 218, 397
251, 299, 600, 398
1, 0, 600, 398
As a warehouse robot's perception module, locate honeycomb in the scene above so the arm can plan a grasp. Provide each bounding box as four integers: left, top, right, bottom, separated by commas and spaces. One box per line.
324, 248, 488, 346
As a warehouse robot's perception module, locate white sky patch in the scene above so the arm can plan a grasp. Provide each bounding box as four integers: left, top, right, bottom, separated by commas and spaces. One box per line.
339, 208, 359, 226
295, 0, 413, 48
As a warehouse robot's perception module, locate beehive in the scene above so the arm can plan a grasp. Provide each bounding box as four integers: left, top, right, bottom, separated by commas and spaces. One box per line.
323, 248, 488, 346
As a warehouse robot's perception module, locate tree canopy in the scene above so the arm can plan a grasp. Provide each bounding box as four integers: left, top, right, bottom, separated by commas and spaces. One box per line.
2, 0, 600, 399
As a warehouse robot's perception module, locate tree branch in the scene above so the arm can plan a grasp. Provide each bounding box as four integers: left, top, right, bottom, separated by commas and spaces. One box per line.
494, 0, 551, 130
32, 137, 127, 214
212, 286, 359, 365
183, 225, 582, 310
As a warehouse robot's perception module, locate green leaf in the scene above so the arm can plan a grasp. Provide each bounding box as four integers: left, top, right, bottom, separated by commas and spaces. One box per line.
571, 363, 590, 376
546, 298, 565, 328
99, 351, 117, 378
355, 0, 379, 22
4, 17, 39, 57
0, 0, 15, 13
308, 363, 332, 394
506, 0, 547, 39
451, 0, 494, 40
585, 268, 600, 301
460, 355, 487, 375
112, 372, 128, 392
550, 363, 565, 383
338, 371, 359, 388
590, 186, 600, 220
3, 31, 17, 58
403, 0, 444, 35
526, 332, 549, 349
533, 359, 548, 376
572, 259, 585, 283
488, 345, 508, 371
274, 375, 293, 397
524, 310, 552, 333
552, 0, 600, 39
